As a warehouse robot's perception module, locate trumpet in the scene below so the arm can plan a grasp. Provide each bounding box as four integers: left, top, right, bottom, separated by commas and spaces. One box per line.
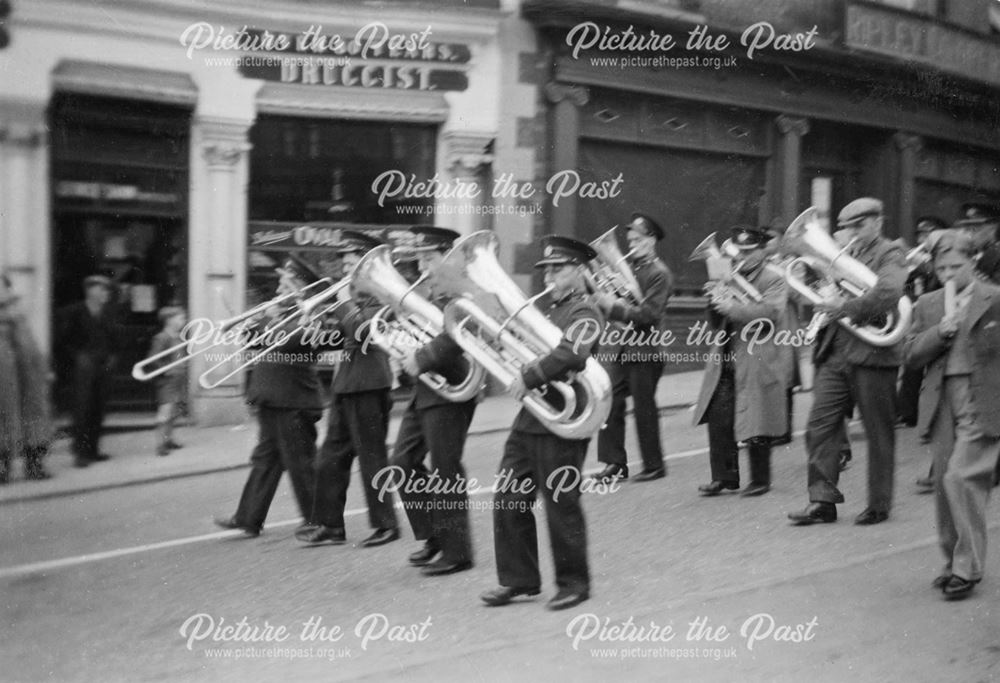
197, 278, 350, 390
350, 244, 486, 403
440, 231, 612, 440
689, 233, 765, 303
131, 278, 332, 382
782, 207, 912, 346
587, 226, 643, 304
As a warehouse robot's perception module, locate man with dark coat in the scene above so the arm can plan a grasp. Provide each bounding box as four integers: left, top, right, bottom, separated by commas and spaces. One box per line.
788, 197, 907, 526
904, 231, 1000, 600
58, 275, 119, 468
392, 226, 480, 576
297, 231, 399, 547
592, 213, 673, 483
480, 235, 606, 611
693, 226, 795, 498
215, 254, 327, 537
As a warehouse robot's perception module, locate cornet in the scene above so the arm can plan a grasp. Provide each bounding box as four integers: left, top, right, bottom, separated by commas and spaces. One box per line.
689, 233, 765, 304
439, 231, 612, 440
587, 226, 643, 304
782, 207, 912, 346
350, 244, 486, 403
131, 278, 332, 382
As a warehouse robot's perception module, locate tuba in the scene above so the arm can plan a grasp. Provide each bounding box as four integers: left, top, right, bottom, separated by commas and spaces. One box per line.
587, 226, 643, 304
782, 207, 912, 346
439, 231, 612, 440
689, 232, 765, 303
350, 244, 485, 403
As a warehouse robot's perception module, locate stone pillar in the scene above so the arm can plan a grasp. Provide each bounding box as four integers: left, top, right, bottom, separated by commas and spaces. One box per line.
893, 132, 923, 243
188, 116, 253, 425
775, 115, 810, 227
442, 131, 494, 234
545, 82, 589, 237
0, 102, 51, 352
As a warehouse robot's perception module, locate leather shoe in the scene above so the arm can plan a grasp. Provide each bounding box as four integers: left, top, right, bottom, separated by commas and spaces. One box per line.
547, 588, 590, 611
854, 507, 889, 525
698, 480, 739, 496
296, 525, 345, 545
632, 467, 665, 482
740, 482, 771, 497
480, 585, 541, 607
788, 502, 837, 525
213, 515, 261, 538
409, 540, 440, 566
915, 476, 934, 494
89, 453, 111, 462
943, 575, 979, 600
931, 574, 952, 590
360, 527, 399, 548
165, 440, 183, 450
592, 463, 628, 483
421, 558, 472, 576
73, 457, 90, 468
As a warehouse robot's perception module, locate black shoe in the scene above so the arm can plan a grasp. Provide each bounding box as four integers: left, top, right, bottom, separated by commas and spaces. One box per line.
740, 482, 771, 497
360, 528, 399, 548
632, 467, 665, 482
915, 476, 934, 494
546, 588, 590, 611
788, 502, 837, 525
89, 453, 111, 462
165, 440, 183, 450
943, 576, 979, 600
156, 444, 170, 457
932, 574, 952, 590
698, 480, 740, 496
409, 540, 440, 566
854, 507, 889, 525
213, 515, 261, 538
480, 586, 541, 607
592, 463, 628, 483
421, 558, 473, 576
296, 525, 346, 545
24, 465, 52, 481
73, 457, 90, 469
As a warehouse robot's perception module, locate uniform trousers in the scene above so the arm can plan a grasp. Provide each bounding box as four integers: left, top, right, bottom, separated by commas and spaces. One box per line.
806, 351, 897, 511
234, 407, 320, 530
494, 429, 590, 593
313, 390, 397, 531
391, 400, 477, 562
598, 360, 664, 471
930, 376, 1000, 582
705, 364, 770, 485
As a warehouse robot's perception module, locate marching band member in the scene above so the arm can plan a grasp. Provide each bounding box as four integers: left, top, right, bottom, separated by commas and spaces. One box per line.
392, 226, 479, 576
215, 254, 325, 537
904, 231, 1000, 600
693, 226, 795, 498
592, 213, 673, 483
788, 198, 906, 526
297, 231, 400, 547
955, 204, 1000, 284
480, 236, 604, 611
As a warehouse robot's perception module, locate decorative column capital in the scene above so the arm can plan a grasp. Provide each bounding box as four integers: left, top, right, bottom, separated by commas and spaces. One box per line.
544, 82, 589, 107
893, 131, 923, 153
442, 131, 494, 175
202, 142, 251, 168
196, 116, 253, 169
776, 115, 810, 137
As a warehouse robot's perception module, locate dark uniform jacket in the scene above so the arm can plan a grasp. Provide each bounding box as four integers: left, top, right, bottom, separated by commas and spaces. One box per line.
330, 293, 392, 395
605, 255, 673, 360
244, 311, 324, 411
814, 236, 906, 367
413, 331, 473, 411
975, 243, 1000, 285
513, 290, 604, 436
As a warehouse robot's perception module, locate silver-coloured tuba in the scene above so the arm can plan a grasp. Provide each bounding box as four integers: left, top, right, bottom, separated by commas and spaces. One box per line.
439, 231, 612, 440
350, 244, 486, 403
689, 232, 765, 303
782, 207, 912, 346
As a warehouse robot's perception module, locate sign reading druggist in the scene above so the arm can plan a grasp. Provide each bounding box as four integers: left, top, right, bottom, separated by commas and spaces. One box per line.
236, 23, 471, 91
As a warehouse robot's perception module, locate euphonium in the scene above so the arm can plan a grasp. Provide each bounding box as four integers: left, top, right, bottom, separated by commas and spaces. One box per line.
439, 231, 612, 440
782, 207, 912, 347
689, 232, 764, 303
350, 244, 485, 403
588, 226, 643, 304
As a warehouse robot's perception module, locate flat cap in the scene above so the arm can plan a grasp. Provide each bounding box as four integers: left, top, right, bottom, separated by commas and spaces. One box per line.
836, 197, 883, 229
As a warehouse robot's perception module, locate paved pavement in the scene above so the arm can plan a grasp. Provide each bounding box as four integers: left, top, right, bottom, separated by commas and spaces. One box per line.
0, 370, 710, 505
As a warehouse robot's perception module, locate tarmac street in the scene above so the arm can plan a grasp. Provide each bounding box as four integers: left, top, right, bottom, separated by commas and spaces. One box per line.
1, 373, 999, 682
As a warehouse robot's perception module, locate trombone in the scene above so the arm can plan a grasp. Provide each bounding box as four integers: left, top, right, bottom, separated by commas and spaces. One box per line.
130, 278, 331, 382
196, 277, 351, 390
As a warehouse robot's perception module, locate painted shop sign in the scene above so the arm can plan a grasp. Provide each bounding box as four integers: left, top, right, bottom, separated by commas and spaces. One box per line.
845, 3, 1000, 88
225, 23, 470, 91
